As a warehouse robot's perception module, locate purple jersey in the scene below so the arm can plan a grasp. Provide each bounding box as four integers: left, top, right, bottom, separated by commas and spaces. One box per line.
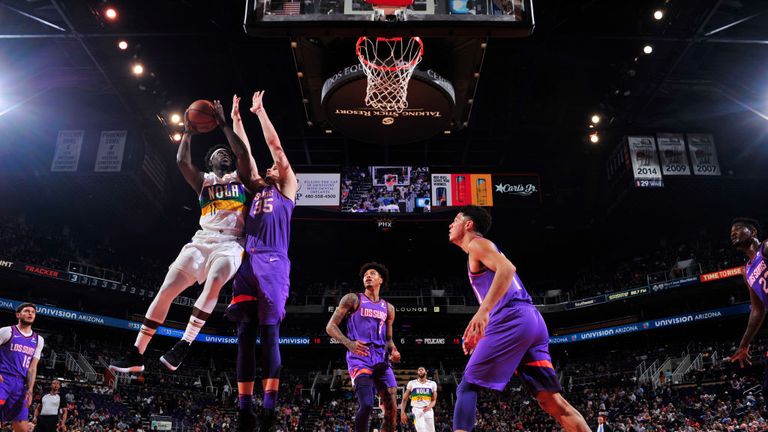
746, 245, 768, 306
467, 243, 532, 313
0, 326, 39, 378
346, 293, 388, 346
244, 185, 294, 253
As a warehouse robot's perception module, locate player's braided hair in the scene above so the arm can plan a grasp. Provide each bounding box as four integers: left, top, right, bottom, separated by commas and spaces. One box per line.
359, 262, 390, 290
459, 205, 492, 235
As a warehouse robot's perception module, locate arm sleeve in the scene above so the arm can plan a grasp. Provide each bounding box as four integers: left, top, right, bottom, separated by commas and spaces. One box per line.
0, 327, 11, 345
33, 336, 44, 359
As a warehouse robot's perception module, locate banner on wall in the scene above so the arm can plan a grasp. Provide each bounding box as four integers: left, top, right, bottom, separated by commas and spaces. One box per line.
550, 304, 750, 344
490, 174, 541, 207
451, 174, 473, 206
431, 174, 452, 207
295, 173, 340, 206
687, 133, 721, 176
0, 297, 310, 345
470, 174, 493, 206
627, 136, 663, 187
94, 130, 127, 172
656, 133, 691, 176
51, 130, 84, 172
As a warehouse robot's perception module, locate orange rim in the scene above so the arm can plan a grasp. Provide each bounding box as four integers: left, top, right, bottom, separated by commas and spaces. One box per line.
355, 36, 424, 72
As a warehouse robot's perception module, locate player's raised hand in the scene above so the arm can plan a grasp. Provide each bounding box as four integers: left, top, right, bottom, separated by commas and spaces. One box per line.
346, 340, 370, 356
728, 346, 752, 368
462, 310, 489, 355
251, 90, 265, 114
212, 99, 227, 127
183, 111, 198, 135
231, 95, 242, 122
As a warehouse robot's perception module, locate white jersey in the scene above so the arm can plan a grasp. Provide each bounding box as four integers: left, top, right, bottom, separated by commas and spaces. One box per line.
406, 379, 437, 409
40, 393, 62, 416
198, 172, 247, 235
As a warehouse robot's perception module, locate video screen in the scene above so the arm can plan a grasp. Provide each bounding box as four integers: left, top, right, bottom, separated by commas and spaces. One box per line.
341, 166, 431, 213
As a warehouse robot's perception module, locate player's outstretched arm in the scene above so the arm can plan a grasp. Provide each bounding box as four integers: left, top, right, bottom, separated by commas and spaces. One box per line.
326, 293, 368, 356
250, 91, 298, 200
387, 303, 400, 363
213, 99, 263, 192
176, 113, 204, 194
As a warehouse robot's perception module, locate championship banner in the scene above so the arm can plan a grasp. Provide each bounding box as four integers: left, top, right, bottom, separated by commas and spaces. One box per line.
627, 136, 663, 187
51, 130, 84, 172
656, 133, 690, 176
700, 267, 743, 283
451, 174, 473, 206
470, 174, 493, 206
431, 174, 452, 207
686, 133, 721, 176
295, 173, 340, 206
490, 174, 541, 208
94, 130, 128, 172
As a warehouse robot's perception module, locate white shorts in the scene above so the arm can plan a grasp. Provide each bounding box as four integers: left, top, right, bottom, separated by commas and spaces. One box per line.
170, 230, 244, 284
412, 406, 435, 432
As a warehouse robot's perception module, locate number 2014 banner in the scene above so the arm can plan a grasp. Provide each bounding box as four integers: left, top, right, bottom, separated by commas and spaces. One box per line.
627, 136, 664, 187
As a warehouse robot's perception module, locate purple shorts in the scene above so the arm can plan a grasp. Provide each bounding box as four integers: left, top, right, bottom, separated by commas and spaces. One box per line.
225, 251, 290, 325
347, 345, 397, 391
0, 375, 29, 422
463, 302, 562, 394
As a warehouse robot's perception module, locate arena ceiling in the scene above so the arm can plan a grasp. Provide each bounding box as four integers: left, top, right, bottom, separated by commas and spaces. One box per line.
1, 0, 767, 233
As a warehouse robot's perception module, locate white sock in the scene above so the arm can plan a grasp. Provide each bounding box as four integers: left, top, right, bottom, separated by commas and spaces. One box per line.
134, 326, 156, 354
182, 316, 206, 343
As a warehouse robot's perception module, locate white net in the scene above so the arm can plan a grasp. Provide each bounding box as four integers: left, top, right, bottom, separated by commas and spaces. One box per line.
356, 36, 424, 113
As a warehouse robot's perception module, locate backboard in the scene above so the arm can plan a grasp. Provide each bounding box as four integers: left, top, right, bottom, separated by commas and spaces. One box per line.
244, 0, 534, 38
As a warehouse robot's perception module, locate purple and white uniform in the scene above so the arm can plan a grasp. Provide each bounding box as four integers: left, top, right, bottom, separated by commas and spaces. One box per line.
345, 293, 397, 390
0, 325, 43, 422
226, 185, 294, 324
463, 242, 561, 393
745, 244, 768, 306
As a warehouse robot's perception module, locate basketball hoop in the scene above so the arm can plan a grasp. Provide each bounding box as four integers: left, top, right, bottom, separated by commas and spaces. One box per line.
355, 36, 424, 113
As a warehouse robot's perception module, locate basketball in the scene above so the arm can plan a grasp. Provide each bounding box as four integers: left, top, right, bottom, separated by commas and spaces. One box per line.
186, 99, 218, 133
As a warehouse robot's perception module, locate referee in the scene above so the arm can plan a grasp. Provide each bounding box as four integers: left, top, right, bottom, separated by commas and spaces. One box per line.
33, 380, 65, 432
